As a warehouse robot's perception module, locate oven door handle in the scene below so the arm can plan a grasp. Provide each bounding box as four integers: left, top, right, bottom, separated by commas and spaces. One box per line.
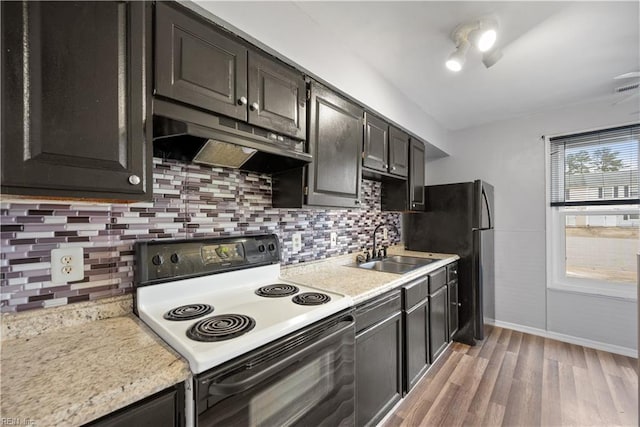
208, 320, 353, 395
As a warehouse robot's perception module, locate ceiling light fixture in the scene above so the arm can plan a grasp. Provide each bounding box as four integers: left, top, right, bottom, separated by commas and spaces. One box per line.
446, 40, 469, 72
446, 18, 501, 72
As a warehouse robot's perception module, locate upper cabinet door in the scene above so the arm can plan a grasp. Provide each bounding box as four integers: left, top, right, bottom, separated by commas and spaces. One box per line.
409, 138, 426, 210
307, 83, 364, 208
248, 51, 306, 140
1, 1, 152, 200
389, 127, 409, 178
363, 113, 389, 172
155, 2, 248, 121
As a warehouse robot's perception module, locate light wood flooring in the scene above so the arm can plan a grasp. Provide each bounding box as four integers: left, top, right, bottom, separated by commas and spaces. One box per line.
383, 325, 638, 427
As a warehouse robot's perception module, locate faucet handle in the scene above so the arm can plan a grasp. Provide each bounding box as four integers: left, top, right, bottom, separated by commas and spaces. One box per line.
365, 251, 371, 262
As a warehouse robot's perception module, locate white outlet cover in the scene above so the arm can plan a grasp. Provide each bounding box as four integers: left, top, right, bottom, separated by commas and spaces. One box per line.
330, 232, 337, 248
382, 227, 388, 240
51, 247, 84, 283
292, 233, 302, 253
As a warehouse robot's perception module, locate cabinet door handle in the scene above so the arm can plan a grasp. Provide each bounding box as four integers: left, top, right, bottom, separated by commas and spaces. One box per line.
128, 175, 141, 185
391, 166, 396, 171
250, 102, 259, 111
237, 96, 248, 106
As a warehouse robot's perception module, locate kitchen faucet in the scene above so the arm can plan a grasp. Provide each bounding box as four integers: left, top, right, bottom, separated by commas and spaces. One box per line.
371, 223, 400, 260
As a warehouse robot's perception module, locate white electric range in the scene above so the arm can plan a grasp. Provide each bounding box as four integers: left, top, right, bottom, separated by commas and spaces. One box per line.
134, 234, 355, 427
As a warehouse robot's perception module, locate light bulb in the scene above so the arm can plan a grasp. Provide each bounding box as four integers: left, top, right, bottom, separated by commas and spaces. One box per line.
446, 58, 463, 72
445, 41, 469, 72
477, 29, 497, 52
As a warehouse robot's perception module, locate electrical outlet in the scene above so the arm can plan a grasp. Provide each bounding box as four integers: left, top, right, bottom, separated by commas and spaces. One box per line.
291, 233, 302, 253
51, 247, 84, 283
330, 232, 337, 248
382, 227, 388, 240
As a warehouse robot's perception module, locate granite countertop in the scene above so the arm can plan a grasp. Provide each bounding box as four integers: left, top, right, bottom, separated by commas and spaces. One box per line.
1, 304, 190, 427
281, 246, 459, 304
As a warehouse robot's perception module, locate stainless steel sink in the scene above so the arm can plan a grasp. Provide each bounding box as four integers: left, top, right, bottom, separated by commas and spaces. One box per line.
347, 256, 440, 274
385, 255, 439, 266
353, 260, 415, 274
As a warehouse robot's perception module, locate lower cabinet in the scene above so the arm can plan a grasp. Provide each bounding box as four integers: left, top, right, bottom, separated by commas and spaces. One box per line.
447, 262, 459, 340
402, 275, 430, 394
354, 260, 458, 424
448, 279, 459, 340
404, 299, 430, 393
428, 268, 449, 363
355, 291, 403, 427
85, 384, 184, 427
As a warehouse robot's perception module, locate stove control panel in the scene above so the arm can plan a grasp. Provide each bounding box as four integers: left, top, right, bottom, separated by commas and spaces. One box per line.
135, 234, 280, 285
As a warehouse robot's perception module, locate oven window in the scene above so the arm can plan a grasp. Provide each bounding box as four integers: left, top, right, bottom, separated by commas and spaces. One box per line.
249, 350, 334, 426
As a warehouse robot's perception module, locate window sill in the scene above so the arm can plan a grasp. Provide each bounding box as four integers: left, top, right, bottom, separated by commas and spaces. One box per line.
548, 283, 637, 301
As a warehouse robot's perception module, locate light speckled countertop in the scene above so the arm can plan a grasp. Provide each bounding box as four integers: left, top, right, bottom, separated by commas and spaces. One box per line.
282, 246, 459, 304
0, 300, 190, 427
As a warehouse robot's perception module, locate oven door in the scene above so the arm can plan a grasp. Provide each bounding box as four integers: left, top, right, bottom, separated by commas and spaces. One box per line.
195, 312, 355, 427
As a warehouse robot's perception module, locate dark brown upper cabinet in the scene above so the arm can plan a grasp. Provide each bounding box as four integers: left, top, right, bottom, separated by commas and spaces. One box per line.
273, 82, 363, 208
248, 51, 306, 140
307, 83, 364, 207
1, 1, 152, 201
381, 134, 425, 212
155, 1, 248, 122
389, 127, 409, 178
362, 114, 409, 181
363, 113, 389, 173
409, 138, 426, 210
155, 2, 306, 141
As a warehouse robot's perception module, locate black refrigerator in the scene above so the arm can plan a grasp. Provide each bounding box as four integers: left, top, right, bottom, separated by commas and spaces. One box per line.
405, 180, 495, 345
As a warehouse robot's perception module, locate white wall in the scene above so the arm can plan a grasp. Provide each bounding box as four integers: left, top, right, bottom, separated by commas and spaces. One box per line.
187, 1, 451, 158
427, 97, 638, 355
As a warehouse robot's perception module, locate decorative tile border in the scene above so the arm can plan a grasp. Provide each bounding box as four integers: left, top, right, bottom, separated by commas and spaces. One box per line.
0, 158, 400, 312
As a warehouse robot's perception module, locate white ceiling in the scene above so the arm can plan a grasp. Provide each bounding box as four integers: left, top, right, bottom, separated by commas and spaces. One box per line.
292, 1, 640, 130
196, 1, 640, 132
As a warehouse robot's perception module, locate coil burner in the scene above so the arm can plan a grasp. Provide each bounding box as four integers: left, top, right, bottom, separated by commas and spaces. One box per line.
163, 304, 214, 321
255, 284, 299, 298
187, 314, 256, 342
292, 292, 331, 306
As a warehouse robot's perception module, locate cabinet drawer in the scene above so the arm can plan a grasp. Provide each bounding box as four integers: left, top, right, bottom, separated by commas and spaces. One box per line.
403, 276, 428, 310
356, 291, 401, 333
428, 268, 447, 294
447, 262, 458, 283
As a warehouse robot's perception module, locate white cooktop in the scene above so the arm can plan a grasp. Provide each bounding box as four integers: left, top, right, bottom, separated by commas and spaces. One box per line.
137, 264, 352, 374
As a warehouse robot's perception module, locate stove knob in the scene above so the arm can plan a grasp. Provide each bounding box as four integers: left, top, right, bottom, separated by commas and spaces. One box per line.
152, 254, 164, 266
170, 253, 180, 263
268, 243, 276, 251
258, 244, 266, 253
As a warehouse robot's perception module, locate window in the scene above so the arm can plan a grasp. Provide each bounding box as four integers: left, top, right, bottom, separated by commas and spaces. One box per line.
548, 124, 639, 298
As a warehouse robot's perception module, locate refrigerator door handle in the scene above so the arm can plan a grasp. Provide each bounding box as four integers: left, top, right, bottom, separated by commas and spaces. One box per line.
481, 186, 493, 229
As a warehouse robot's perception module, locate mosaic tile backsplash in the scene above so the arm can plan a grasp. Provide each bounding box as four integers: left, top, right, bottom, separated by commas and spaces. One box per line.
1, 158, 401, 312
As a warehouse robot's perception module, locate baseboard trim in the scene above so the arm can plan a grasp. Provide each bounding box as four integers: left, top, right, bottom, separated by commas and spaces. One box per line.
487, 319, 638, 358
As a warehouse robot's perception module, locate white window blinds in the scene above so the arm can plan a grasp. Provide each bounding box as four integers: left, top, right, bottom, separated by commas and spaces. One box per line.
549, 124, 640, 206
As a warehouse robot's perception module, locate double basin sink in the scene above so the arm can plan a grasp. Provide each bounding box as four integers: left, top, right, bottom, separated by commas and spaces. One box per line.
348, 255, 439, 274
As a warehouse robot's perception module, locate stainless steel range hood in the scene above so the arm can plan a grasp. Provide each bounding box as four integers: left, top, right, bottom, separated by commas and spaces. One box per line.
152, 106, 312, 174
